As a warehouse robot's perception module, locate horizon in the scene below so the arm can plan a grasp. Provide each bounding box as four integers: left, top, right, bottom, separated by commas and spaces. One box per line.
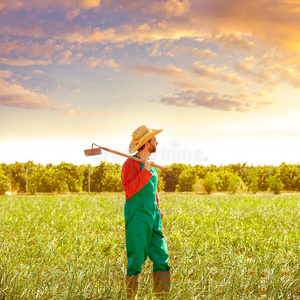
1, 0, 300, 167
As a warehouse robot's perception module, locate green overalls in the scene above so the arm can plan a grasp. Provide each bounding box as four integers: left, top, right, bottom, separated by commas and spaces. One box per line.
124, 158, 170, 276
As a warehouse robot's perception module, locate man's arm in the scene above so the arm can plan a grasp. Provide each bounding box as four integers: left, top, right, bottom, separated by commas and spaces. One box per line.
156, 191, 163, 219
121, 159, 152, 199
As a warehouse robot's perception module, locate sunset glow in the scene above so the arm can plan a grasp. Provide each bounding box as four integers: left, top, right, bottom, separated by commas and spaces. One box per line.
1, 0, 300, 166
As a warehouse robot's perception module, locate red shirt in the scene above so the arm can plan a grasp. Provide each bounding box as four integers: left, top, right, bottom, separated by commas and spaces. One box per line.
121, 158, 163, 219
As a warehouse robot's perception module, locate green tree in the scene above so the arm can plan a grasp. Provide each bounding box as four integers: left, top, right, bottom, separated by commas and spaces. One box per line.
278, 163, 299, 191
294, 173, 300, 191
227, 163, 249, 184
102, 169, 123, 192
192, 164, 209, 179
7, 162, 26, 192
257, 165, 272, 191
163, 163, 186, 192
157, 169, 166, 192
0, 168, 10, 195
41, 166, 68, 193
227, 173, 246, 194
56, 162, 84, 192
217, 170, 246, 194
27, 163, 45, 194
246, 167, 260, 194
81, 164, 91, 192
203, 171, 219, 194
176, 167, 198, 192
267, 175, 284, 194
90, 161, 109, 192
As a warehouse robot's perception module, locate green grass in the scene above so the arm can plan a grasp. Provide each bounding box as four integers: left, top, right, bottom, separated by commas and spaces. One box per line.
1, 194, 300, 299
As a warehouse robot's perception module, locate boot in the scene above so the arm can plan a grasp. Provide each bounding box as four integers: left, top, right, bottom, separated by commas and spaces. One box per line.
126, 275, 139, 299
153, 271, 170, 299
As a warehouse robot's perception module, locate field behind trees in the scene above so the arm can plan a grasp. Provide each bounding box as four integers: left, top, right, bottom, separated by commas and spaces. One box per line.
1, 161, 300, 195
1, 194, 300, 299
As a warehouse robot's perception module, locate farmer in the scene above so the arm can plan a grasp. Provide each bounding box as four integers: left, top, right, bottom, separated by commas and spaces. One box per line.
121, 125, 170, 299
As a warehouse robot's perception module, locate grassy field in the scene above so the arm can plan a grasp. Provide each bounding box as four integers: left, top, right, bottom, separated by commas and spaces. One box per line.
1, 194, 300, 299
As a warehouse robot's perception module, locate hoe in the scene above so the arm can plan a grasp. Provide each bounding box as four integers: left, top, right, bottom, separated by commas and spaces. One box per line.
84, 143, 168, 171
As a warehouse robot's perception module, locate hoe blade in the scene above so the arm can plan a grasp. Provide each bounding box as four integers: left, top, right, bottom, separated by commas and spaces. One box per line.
84, 148, 102, 156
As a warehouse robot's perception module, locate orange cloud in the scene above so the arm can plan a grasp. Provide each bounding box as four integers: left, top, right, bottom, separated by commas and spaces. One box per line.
208, 33, 256, 51
148, 41, 217, 59
33, 70, 46, 75
234, 53, 300, 88
1, 0, 299, 57
157, 90, 273, 112
126, 65, 188, 78
0, 1, 23, 11
0, 0, 101, 11
84, 56, 119, 69
0, 39, 60, 59
0, 75, 69, 110
191, 0, 300, 54
80, 0, 101, 9
51, 19, 208, 44
170, 81, 208, 90
65, 9, 81, 21
147, 0, 191, 18
0, 57, 51, 66
191, 62, 242, 85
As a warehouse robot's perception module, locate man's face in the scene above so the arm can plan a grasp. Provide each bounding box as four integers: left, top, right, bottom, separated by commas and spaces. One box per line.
148, 137, 158, 153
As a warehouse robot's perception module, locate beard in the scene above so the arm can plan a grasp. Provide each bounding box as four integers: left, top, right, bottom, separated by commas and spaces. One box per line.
149, 144, 156, 153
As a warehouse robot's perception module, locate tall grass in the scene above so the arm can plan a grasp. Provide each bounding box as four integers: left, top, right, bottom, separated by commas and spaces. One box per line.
0, 194, 300, 299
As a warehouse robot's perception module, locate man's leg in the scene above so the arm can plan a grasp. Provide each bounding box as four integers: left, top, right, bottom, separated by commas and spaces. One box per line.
125, 275, 139, 299
148, 209, 170, 298
152, 271, 170, 299
125, 202, 152, 297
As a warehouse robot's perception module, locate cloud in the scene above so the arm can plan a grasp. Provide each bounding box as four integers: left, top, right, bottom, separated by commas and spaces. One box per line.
33, 70, 46, 75
126, 65, 188, 78
191, 62, 242, 85
170, 81, 206, 90
190, 48, 217, 59
55, 86, 67, 92
58, 51, 84, 65
49, 19, 208, 44
191, 0, 300, 53
79, 0, 101, 9
0, 0, 101, 11
0, 75, 69, 110
0, 70, 13, 78
58, 50, 73, 65
70, 0, 299, 56
273, 66, 300, 89
157, 90, 273, 112
234, 56, 272, 83
85, 57, 119, 69
65, 9, 81, 21
208, 33, 256, 51
60, 109, 117, 117
0, 1, 23, 11
0, 39, 62, 59
1, 0, 300, 57
148, 41, 217, 59
146, 0, 191, 18
1, 0, 300, 103
0, 57, 51, 66
234, 53, 300, 88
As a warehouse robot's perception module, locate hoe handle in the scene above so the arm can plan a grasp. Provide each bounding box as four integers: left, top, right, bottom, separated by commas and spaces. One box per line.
94, 144, 168, 171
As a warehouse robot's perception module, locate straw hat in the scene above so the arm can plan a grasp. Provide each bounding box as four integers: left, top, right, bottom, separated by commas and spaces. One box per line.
129, 125, 163, 154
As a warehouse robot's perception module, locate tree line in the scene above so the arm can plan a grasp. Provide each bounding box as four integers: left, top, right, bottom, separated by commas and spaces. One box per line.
1, 161, 300, 195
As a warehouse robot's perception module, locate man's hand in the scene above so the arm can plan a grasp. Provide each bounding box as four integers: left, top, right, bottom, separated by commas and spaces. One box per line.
144, 160, 153, 171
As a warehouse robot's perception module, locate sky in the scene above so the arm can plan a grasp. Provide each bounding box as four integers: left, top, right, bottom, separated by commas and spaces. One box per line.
0, 0, 300, 167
